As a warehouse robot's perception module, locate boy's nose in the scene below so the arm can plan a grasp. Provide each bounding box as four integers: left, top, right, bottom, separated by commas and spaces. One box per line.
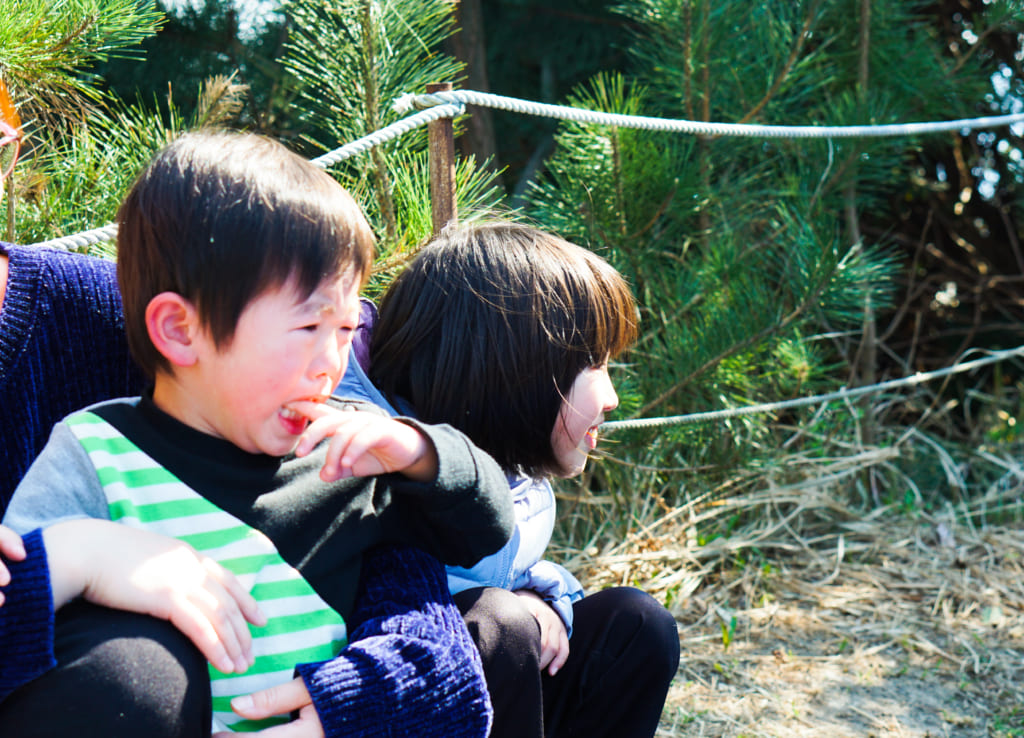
313, 335, 348, 388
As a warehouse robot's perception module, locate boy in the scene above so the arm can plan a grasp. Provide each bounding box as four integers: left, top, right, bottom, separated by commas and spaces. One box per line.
3, 131, 513, 734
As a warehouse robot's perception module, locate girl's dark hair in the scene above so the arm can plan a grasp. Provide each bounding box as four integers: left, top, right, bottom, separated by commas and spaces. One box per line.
369, 221, 637, 476
117, 131, 374, 378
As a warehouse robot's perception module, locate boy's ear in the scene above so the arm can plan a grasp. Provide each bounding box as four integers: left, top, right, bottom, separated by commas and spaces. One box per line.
146, 292, 201, 367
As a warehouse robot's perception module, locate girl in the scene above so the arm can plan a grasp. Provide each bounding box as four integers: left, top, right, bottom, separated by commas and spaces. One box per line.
338, 221, 680, 738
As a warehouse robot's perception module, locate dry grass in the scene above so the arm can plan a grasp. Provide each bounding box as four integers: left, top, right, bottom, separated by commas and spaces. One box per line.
558, 447, 1024, 737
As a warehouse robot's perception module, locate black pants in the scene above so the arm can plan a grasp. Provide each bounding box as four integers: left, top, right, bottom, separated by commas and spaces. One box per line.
454, 586, 680, 738
0, 600, 212, 738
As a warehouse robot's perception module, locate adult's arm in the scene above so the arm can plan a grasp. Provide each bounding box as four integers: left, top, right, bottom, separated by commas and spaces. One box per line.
0, 517, 264, 705
0, 528, 55, 702
230, 546, 493, 738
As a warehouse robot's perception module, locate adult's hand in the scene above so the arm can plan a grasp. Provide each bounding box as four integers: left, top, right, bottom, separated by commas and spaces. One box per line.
0, 524, 27, 607
43, 519, 265, 674
213, 677, 324, 738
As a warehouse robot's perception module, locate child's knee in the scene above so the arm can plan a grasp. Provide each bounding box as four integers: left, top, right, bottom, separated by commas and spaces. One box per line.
585, 586, 680, 681
456, 587, 543, 671
622, 587, 680, 678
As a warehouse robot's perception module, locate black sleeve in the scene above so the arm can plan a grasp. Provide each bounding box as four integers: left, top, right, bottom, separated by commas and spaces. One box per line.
382, 419, 514, 569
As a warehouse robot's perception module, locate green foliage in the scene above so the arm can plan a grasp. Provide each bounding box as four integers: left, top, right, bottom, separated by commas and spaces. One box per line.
8, 76, 248, 246
0, 0, 164, 129
523, 0, 1024, 548
96, 0, 292, 134
0, 0, 172, 244
281, 0, 504, 253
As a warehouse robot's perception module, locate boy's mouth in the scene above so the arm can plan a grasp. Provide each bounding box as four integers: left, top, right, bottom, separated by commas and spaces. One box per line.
279, 406, 309, 435
279, 397, 327, 435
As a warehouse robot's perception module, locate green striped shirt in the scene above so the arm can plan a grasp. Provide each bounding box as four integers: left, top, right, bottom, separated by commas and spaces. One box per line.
67, 411, 347, 733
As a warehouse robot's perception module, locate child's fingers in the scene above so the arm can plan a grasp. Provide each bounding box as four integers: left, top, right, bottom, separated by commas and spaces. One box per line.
289, 401, 342, 456
291, 401, 374, 458
320, 417, 387, 480
149, 552, 258, 674
209, 559, 266, 628
538, 625, 559, 670
330, 422, 388, 474
173, 569, 252, 674
0, 526, 26, 593
0, 524, 26, 563
548, 627, 571, 676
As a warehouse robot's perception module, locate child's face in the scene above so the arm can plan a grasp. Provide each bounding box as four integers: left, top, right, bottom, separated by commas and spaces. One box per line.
184, 272, 361, 456
549, 364, 619, 478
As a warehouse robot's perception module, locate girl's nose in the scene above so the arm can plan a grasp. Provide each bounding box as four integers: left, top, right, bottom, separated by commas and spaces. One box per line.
601, 367, 619, 412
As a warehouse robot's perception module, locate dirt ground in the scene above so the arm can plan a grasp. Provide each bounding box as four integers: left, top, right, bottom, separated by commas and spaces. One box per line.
571, 506, 1024, 737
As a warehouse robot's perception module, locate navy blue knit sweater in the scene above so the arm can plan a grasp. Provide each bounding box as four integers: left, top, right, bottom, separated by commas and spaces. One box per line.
0, 243, 145, 511
0, 528, 54, 700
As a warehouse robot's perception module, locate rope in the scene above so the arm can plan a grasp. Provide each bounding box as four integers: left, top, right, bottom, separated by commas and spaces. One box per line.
32, 90, 1024, 250
26, 102, 466, 251
311, 102, 464, 168
30, 223, 119, 251
600, 345, 1024, 433
397, 89, 1024, 139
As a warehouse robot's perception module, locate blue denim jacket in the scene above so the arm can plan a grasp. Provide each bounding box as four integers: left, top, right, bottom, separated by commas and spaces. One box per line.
335, 304, 584, 631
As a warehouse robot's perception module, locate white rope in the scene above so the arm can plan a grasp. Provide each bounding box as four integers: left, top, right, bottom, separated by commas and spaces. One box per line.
398, 89, 1024, 139
600, 345, 1024, 433
32, 90, 1024, 250
29, 223, 120, 251
26, 103, 466, 251
311, 102, 464, 168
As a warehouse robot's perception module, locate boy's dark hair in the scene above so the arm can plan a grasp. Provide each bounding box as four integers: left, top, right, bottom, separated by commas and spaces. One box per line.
117, 130, 375, 377
369, 221, 637, 477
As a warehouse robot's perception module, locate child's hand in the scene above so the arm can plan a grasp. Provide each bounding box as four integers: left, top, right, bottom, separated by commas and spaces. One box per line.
0, 524, 27, 607
43, 519, 266, 675
515, 589, 570, 676
289, 401, 439, 483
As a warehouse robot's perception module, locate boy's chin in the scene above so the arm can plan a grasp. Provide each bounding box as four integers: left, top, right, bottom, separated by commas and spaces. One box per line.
252, 434, 303, 458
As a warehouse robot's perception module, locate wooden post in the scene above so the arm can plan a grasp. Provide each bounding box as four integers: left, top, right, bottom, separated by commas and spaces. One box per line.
427, 82, 457, 235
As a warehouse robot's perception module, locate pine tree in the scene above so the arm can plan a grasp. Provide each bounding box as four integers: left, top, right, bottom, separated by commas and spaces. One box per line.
517, 0, 1021, 528
0, 0, 254, 247
280, 0, 504, 291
